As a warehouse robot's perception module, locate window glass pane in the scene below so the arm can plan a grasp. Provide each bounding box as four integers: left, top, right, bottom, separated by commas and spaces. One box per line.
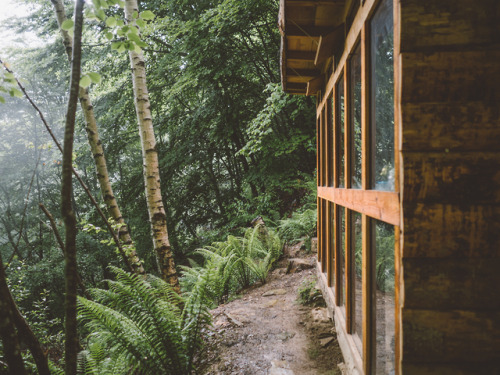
329, 202, 335, 287
328, 96, 334, 187
337, 76, 345, 188
371, 0, 394, 191
350, 44, 362, 189
338, 206, 345, 313
374, 220, 395, 374
352, 212, 362, 355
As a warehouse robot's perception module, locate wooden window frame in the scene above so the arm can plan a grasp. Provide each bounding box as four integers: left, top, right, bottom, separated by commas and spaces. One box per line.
315, 0, 401, 373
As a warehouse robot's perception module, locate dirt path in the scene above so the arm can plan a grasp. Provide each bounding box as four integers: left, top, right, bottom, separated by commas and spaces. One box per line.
199, 245, 344, 375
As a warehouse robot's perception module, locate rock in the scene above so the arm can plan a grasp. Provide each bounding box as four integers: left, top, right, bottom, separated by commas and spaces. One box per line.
319, 336, 335, 347
286, 258, 314, 274
269, 360, 295, 375
276, 331, 296, 341
263, 289, 287, 296
225, 313, 244, 327
311, 307, 330, 323
263, 299, 278, 308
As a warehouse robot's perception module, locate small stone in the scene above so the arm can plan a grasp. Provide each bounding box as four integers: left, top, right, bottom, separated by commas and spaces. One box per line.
263, 289, 287, 296
319, 336, 335, 347
269, 360, 295, 375
263, 299, 278, 308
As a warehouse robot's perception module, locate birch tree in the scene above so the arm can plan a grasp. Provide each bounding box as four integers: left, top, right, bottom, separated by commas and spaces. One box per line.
123, 0, 180, 292
50, 0, 144, 275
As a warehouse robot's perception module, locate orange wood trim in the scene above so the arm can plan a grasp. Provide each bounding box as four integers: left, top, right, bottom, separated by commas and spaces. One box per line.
394, 224, 402, 375
326, 200, 332, 284
323, 107, 328, 187
345, 207, 353, 334
316, 118, 320, 186
317, 197, 321, 263
362, 214, 375, 374
317, 187, 400, 226
322, 199, 327, 272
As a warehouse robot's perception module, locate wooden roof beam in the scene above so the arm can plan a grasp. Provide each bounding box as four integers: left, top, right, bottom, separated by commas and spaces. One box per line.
306, 75, 325, 96
314, 24, 345, 66
285, 25, 334, 37
287, 50, 317, 61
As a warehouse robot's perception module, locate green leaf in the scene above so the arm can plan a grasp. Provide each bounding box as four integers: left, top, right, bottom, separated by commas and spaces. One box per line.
136, 18, 146, 28
105, 31, 113, 40
116, 19, 124, 27
127, 32, 141, 44
132, 11, 139, 19
0, 96, 5, 104
96, 9, 106, 20
128, 26, 138, 35
105, 16, 116, 27
140, 10, 155, 20
88, 72, 101, 84
133, 44, 142, 54
79, 75, 92, 88
10, 88, 23, 98
61, 19, 74, 31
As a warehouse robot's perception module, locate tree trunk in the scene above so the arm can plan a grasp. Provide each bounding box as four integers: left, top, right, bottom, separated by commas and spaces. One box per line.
124, 0, 180, 293
0, 254, 28, 375
61, 1, 84, 373
50, 0, 144, 275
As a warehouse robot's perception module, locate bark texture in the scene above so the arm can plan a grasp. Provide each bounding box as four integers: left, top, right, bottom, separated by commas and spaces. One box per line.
50, 0, 144, 275
124, 0, 180, 293
0, 255, 28, 375
61, 1, 84, 373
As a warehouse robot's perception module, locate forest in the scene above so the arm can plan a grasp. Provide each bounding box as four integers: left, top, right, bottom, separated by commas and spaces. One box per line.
0, 0, 318, 373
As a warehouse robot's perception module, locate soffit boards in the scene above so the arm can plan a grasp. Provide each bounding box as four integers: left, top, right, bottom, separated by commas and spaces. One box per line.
279, 0, 348, 95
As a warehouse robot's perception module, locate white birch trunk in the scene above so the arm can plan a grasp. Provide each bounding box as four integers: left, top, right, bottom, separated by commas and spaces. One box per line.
124, 0, 180, 292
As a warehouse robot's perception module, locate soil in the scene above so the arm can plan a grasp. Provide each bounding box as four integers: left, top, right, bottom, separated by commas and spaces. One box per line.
197, 243, 344, 375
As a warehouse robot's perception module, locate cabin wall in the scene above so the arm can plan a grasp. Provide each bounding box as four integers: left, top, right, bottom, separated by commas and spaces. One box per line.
398, 0, 500, 372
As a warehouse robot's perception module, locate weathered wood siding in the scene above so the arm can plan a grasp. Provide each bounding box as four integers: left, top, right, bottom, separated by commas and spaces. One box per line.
398, 0, 500, 372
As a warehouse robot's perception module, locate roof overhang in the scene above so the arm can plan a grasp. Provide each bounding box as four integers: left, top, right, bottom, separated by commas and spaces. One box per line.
279, 0, 347, 95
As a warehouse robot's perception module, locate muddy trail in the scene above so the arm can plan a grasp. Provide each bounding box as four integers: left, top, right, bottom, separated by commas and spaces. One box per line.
198, 243, 344, 375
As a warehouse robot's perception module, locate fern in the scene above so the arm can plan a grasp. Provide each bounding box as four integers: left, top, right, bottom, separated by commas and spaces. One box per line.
278, 208, 317, 244
77, 266, 212, 374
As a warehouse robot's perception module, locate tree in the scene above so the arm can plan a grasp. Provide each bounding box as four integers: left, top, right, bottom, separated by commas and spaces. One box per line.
123, 0, 180, 292
60, 0, 85, 372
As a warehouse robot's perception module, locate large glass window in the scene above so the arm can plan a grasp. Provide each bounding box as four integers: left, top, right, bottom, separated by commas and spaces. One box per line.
350, 45, 362, 189
371, 0, 394, 191
352, 211, 363, 354
337, 76, 345, 188
374, 220, 395, 374
339, 206, 346, 313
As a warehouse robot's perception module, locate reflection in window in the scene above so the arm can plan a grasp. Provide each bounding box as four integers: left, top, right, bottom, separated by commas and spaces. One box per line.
329, 202, 335, 287
350, 45, 362, 189
352, 212, 362, 355
374, 220, 395, 375
339, 206, 345, 314
371, 0, 394, 191
328, 96, 334, 187
337, 76, 345, 188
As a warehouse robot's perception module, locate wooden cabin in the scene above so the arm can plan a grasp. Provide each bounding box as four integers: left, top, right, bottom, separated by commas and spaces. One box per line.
279, 0, 500, 373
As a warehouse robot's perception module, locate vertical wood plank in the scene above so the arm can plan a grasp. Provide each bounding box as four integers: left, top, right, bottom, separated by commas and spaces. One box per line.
333, 88, 339, 188
326, 200, 332, 283
322, 199, 327, 272
317, 197, 322, 263
393, 1, 402, 373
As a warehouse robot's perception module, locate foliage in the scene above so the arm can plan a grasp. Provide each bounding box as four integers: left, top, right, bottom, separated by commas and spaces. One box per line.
181, 223, 283, 304
297, 276, 325, 307
375, 222, 395, 293
77, 266, 212, 374
278, 208, 317, 245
